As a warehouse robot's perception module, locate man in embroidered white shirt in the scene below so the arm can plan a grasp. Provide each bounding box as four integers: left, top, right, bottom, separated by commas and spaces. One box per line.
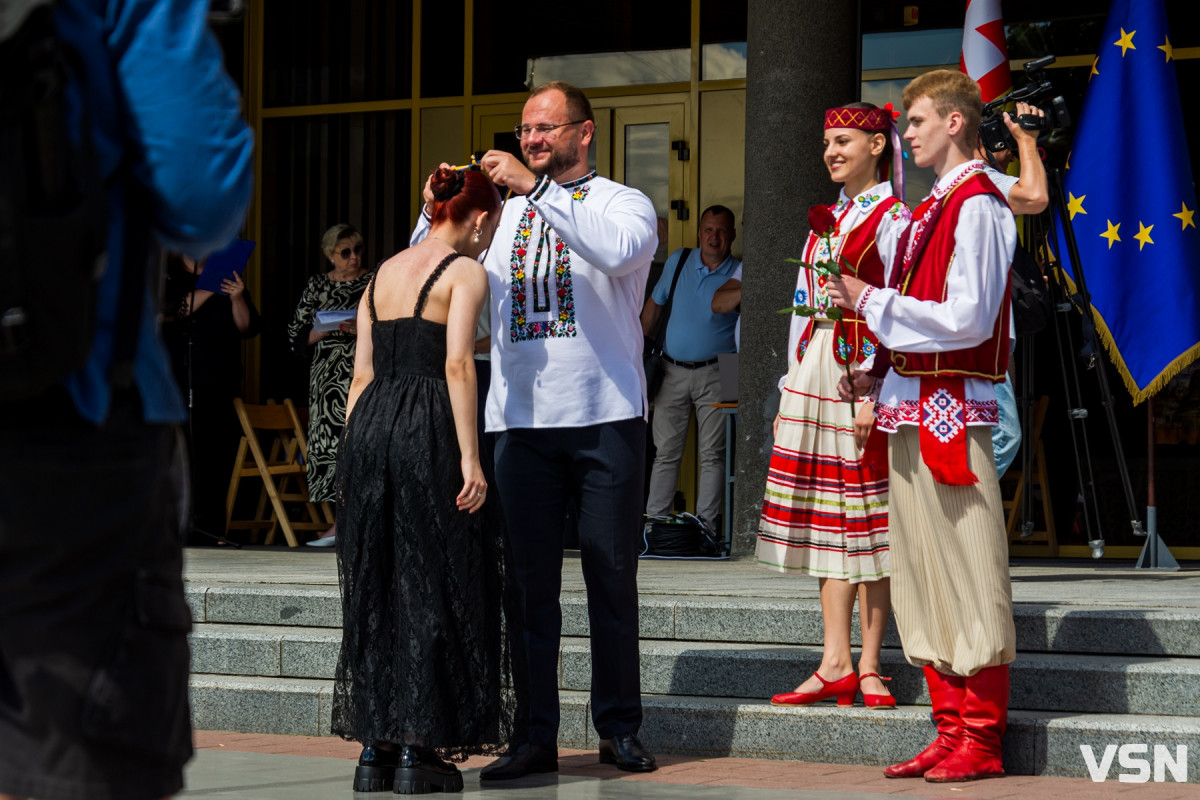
826, 69, 1017, 785
466, 81, 659, 778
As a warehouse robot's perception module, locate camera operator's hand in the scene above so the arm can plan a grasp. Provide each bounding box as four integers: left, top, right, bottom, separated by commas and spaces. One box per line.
999, 101, 1050, 215
1003, 101, 1043, 146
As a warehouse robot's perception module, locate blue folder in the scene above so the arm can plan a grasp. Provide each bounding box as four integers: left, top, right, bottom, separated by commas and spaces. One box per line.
196, 238, 256, 294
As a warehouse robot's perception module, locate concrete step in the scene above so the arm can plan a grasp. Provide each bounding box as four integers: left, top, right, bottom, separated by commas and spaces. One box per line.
186, 584, 342, 630
187, 675, 590, 749
186, 583, 1200, 658
190, 623, 339, 681
186, 677, 1200, 781
189, 625, 1200, 718
561, 638, 1200, 718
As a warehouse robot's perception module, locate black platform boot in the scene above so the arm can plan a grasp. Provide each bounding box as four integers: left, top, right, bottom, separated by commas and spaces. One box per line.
354, 745, 400, 792
393, 746, 464, 794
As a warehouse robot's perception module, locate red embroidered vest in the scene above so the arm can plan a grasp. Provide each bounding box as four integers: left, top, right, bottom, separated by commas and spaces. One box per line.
799, 199, 897, 366
890, 173, 1011, 382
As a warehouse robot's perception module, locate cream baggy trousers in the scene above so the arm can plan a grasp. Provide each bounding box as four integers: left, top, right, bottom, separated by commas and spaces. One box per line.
886, 425, 1017, 676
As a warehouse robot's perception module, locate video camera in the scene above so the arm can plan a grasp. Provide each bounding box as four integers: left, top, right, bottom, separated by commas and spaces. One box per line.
979, 55, 1071, 152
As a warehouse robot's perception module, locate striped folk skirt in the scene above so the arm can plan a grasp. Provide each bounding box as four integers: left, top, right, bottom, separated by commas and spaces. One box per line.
756, 325, 889, 583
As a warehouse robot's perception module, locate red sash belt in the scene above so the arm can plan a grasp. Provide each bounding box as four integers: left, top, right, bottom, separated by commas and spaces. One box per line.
918, 376, 977, 485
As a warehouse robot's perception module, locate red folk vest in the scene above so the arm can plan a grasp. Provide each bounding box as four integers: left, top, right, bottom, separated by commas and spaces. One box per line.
890, 172, 1011, 382
799, 199, 897, 366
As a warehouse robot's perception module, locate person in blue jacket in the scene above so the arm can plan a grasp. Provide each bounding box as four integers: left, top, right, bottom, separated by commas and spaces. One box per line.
0, 1, 253, 798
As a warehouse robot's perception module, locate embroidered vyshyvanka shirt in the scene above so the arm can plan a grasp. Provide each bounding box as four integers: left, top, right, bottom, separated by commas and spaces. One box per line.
861, 160, 1017, 432
412, 171, 658, 432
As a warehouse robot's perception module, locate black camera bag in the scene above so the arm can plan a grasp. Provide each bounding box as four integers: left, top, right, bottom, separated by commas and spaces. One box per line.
1010, 243, 1052, 338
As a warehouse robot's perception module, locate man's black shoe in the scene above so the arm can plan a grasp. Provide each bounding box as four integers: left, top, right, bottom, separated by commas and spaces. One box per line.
479, 743, 559, 780
354, 745, 399, 792
394, 746, 463, 794
598, 733, 657, 772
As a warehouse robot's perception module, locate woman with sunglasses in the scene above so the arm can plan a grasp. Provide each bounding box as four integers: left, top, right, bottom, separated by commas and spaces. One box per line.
287, 223, 373, 545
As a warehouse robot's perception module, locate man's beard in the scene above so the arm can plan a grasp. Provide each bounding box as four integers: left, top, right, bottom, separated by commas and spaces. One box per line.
525, 146, 580, 179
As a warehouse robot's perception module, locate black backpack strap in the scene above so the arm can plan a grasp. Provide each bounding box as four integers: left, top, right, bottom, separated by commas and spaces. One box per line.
651, 247, 690, 349
1, 0, 110, 399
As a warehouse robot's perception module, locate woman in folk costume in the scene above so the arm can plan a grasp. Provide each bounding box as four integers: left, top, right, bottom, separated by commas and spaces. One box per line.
757, 102, 909, 709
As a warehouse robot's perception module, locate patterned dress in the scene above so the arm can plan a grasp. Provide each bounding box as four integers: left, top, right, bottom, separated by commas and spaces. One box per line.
756, 184, 908, 583
287, 271, 372, 503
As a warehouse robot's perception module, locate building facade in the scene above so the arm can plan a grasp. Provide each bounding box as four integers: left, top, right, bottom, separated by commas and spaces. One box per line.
211, 0, 1200, 559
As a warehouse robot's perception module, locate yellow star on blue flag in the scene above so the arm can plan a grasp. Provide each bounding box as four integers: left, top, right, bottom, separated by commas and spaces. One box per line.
1055, 0, 1200, 403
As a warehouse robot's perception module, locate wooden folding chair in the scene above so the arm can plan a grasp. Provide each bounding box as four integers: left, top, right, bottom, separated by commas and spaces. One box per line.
225, 398, 331, 547
1003, 395, 1058, 555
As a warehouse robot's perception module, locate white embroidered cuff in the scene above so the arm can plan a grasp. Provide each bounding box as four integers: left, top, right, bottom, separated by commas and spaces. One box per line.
528, 174, 552, 202
855, 286, 875, 316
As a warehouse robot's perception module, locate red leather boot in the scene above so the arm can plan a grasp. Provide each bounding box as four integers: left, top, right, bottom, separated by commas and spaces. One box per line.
883, 666, 965, 778
924, 664, 1009, 782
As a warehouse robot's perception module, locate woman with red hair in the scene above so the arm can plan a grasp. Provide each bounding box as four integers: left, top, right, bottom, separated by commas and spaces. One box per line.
331, 167, 526, 794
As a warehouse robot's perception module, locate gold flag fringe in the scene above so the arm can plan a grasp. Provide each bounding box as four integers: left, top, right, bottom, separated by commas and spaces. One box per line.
1051, 267, 1200, 406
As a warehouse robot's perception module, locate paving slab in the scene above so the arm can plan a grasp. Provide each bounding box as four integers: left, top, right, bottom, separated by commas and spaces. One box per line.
188, 733, 1200, 799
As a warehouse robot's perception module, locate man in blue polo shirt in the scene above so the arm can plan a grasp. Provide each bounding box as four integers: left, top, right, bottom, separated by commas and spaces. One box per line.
640, 205, 741, 528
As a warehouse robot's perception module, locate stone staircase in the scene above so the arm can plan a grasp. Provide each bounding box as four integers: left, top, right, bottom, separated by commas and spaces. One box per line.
185, 578, 1200, 780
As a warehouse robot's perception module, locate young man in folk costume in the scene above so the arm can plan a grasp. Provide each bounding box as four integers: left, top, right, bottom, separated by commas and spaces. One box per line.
826, 69, 1018, 783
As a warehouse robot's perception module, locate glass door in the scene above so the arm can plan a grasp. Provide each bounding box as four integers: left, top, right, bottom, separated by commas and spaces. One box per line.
612, 103, 687, 280
611, 102, 697, 513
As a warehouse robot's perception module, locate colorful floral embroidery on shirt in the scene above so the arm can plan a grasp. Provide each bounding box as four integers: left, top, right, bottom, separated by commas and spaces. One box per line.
856, 191, 882, 209
509, 175, 594, 342
808, 232, 841, 314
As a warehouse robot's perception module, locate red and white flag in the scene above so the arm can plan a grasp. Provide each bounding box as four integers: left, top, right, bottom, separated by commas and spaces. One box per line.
960, 0, 1011, 102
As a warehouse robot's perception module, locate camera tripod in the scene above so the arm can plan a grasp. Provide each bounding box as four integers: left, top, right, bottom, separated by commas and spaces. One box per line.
1019, 168, 1175, 568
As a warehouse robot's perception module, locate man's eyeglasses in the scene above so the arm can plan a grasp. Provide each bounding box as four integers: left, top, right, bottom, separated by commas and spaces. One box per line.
514, 120, 587, 140
336, 244, 365, 259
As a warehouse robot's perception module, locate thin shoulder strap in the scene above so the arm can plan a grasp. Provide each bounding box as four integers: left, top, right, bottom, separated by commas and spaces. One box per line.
367, 271, 379, 323
414, 252, 460, 319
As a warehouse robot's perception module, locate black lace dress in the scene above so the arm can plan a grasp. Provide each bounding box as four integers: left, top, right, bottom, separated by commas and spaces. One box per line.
332, 254, 527, 760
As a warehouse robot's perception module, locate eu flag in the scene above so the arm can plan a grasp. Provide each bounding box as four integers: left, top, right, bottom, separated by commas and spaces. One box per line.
1056, 0, 1200, 404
